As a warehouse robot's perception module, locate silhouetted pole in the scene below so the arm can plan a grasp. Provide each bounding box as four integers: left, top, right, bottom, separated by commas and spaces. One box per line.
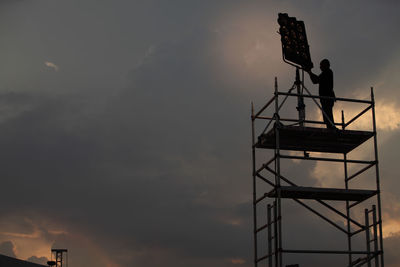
371, 87, 384, 267
251, 102, 258, 267
295, 68, 305, 126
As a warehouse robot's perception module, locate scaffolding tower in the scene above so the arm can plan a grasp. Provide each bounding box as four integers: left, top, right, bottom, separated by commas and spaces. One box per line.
251, 77, 384, 267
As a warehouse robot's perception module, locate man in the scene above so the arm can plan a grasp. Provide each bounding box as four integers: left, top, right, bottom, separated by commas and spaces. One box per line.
306, 59, 336, 129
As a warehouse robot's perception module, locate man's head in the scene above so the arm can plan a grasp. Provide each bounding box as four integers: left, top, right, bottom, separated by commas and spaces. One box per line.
320, 59, 330, 71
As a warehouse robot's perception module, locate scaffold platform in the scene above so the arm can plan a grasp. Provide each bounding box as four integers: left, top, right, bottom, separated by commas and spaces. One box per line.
267, 186, 377, 201
256, 125, 374, 153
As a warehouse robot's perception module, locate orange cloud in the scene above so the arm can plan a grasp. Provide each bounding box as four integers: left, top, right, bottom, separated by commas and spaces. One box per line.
230, 258, 246, 264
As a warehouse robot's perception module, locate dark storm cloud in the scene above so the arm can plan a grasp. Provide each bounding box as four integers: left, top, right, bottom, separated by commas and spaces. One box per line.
0, 0, 399, 266
0, 28, 255, 266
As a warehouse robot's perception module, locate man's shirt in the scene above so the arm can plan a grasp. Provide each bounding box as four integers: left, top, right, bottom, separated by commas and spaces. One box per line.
310, 69, 335, 98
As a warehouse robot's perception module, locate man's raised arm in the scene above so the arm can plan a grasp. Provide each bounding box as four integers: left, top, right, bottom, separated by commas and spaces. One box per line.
307, 70, 319, 84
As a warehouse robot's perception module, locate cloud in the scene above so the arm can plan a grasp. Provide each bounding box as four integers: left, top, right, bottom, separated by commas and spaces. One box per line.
0, 241, 16, 258
44, 61, 59, 71
0, 1, 399, 266
0, 30, 255, 266
383, 233, 400, 267
27, 256, 48, 265
333, 100, 400, 132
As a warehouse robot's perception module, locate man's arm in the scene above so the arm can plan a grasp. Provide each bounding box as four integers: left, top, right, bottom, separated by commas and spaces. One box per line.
308, 71, 319, 84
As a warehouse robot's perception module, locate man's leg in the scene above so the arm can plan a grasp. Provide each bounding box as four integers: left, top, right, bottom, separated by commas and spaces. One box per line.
321, 100, 335, 129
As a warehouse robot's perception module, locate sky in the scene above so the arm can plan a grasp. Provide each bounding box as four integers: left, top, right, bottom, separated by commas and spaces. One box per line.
0, 0, 399, 266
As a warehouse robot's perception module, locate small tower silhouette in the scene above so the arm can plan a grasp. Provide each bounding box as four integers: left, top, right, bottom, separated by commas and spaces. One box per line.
50, 249, 68, 267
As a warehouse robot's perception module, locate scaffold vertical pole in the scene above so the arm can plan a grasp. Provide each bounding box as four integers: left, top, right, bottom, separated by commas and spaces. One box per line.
371, 87, 384, 267
268, 204, 273, 267
251, 102, 258, 267
365, 209, 372, 267
274, 201, 278, 267
274, 77, 282, 267
342, 110, 352, 265
373, 205, 379, 267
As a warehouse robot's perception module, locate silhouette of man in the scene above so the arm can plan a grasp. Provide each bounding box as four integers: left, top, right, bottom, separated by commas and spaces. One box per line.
306, 59, 336, 129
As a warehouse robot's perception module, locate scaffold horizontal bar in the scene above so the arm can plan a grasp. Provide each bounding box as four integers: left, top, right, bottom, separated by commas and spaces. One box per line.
282, 249, 378, 255
279, 154, 375, 164
276, 92, 373, 104
254, 116, 343, 126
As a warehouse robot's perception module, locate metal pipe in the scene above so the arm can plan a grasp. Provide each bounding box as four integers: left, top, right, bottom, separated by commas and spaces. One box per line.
343, 110, 353, 265
351, 228, 367, 237
255, 164, 267, 175
365, 209, 372, 267
268, 204, 273, 267
293, 198, 348, 234
260, 116, 275, 136
256, 221, 272, 233
274, 78, 283, 267
255, 156, 277, 176
256, 252, 275, 263
277, 92, 373, 104
371, 87, 384, 267
251, 102, 258, 267
256, 173, 275, 187
344, 105, 372, 128
373, 205, 379, 267
254, 116, 344, 126
256, 194, 267, 203
282, 249, 375, 255
296, 67, 305, 126
346, 163, 376, 182
264, 166, 294, 186
265, 155, 277, 167
274, 201, 278, 267
279, 154, 375, 164
349, 199, 366, 209
278, 84, 297, 113
255, 193, 268, 204
254, 96, 277, 118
